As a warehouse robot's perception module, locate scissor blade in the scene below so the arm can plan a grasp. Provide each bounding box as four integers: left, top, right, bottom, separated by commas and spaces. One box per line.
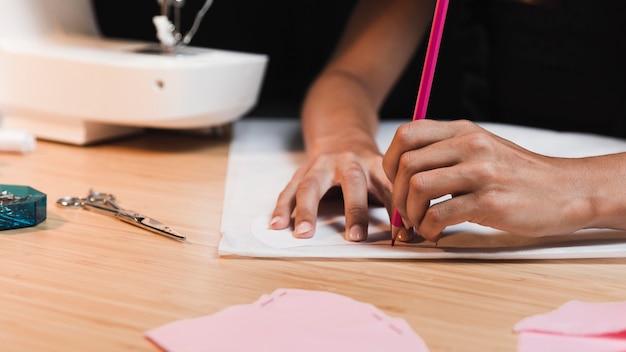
116, 211, 186, 242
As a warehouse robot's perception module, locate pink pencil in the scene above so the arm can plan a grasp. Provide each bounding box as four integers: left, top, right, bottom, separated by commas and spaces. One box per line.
391, 0, 449, 245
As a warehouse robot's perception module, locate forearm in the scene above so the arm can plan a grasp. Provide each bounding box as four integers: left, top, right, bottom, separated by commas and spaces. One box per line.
301, 0, 435, 156
301, 71, 380, 156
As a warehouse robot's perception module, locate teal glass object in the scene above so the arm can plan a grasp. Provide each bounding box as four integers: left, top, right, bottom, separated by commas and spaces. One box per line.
0, 185, 46, 230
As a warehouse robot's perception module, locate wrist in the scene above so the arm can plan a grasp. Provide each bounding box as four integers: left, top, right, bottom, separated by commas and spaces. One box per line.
307, 129, 380, 157
569, 155, 626, 231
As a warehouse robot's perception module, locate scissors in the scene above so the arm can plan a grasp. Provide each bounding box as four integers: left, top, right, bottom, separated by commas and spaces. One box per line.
57, 190, 186, 242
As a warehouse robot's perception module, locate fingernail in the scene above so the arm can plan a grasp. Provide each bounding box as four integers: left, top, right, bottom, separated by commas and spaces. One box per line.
294, 221, 313, 238
269, 216, 282, 229
348, 225, 366, 242
398, 227, 414, 242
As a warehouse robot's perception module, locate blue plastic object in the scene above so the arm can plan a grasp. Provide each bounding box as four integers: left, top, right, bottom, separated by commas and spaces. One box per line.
0, 185, 46, 230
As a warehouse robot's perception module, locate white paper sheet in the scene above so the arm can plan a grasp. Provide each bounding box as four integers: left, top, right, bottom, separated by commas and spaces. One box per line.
219, 118, 626, 259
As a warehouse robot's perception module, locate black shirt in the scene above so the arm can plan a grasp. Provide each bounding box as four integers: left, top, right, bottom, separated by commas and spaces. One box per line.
481, 0, 626, 137
94, 0, 626, 137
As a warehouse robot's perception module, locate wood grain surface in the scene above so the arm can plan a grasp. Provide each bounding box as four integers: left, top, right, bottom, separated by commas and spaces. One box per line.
2, 128, 626, 351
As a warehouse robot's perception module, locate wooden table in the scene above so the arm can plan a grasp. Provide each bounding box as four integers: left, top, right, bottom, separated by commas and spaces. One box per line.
2, 126, 626, 351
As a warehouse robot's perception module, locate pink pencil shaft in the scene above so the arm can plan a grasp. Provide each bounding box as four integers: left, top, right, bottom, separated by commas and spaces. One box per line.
413, 0, 449, 121
391, 0, 449, 230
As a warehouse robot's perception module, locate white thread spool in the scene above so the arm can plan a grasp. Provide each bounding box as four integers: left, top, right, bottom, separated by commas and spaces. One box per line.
0, 129, 36, 153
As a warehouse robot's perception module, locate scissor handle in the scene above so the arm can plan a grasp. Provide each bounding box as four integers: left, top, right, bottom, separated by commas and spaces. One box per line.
87, 191, 116, 203
56, 196, 86, 207
56, 192, 120, 216
87, 192, 122, 212
57, 191, 115, 207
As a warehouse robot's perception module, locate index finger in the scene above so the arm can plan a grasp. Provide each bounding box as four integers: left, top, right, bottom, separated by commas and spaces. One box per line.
382, 119, 478, 181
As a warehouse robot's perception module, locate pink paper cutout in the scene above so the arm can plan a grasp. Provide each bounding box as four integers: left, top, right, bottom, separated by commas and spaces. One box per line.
515, 300, 626, 336
514, 300, 626, 352
517, 331, 626, 352
145, 288, 429, 352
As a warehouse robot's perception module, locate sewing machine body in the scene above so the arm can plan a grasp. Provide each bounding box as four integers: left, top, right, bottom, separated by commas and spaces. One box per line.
0, 0, 267, 144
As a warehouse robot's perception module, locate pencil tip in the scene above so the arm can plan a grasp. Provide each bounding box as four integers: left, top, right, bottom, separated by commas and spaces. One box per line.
391, 226, 398, 246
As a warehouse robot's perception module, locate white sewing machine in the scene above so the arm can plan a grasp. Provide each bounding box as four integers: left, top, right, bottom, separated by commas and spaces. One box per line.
0, 0, 268, 144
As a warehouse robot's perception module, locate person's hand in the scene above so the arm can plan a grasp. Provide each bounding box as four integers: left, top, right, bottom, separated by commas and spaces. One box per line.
265, 0, 432, 242
382, 119, 599, 241
269, 129, 412, 242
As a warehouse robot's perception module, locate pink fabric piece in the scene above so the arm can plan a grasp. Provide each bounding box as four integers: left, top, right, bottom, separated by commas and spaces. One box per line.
515, 300, 626, 336
145, 289, 429, 352
514, 301, 626, 352
517, 331, 626, 352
